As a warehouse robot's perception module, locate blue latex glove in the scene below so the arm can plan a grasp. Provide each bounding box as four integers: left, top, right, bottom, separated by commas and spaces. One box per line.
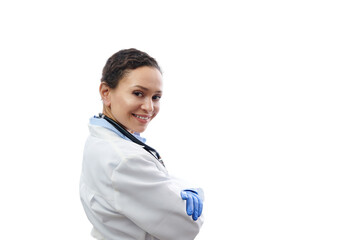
180, 190, 203, 221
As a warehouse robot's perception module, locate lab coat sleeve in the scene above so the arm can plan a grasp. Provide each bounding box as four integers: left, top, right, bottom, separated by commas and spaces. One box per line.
111, 151, 204, 240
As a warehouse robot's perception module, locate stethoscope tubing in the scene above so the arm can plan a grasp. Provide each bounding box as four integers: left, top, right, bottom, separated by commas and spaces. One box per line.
99, 113, 165, 167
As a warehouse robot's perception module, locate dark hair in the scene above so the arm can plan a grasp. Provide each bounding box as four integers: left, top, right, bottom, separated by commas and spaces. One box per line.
101, 48, 162, 89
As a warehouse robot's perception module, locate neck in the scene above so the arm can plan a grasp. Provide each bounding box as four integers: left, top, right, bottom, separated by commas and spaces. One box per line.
102, 106, 135, 134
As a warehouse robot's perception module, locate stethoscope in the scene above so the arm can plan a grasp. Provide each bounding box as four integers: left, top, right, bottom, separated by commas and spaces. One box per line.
99, 113, 165, 168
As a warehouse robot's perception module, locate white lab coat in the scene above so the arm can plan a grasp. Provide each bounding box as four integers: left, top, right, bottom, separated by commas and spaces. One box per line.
80, 122, 204, 240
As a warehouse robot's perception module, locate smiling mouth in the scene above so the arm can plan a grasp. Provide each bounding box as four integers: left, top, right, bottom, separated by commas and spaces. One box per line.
132, 114, 151, 120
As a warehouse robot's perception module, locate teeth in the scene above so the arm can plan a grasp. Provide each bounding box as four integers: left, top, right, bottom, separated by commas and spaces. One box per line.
134, 114, 150, 120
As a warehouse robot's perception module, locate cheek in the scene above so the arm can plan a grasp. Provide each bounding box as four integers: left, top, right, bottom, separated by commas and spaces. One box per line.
110, 95, 130, 116
153, 104, 160, 116
113, 94, 131, 108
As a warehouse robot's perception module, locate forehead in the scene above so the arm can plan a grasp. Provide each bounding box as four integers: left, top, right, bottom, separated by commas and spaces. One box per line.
119, 66, 163, 90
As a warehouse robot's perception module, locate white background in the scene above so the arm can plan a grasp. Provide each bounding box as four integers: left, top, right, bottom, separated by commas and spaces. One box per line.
0, 0, 360, 239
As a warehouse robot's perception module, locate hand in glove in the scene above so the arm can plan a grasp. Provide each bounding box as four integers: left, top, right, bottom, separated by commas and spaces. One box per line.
180, 190, 203, 221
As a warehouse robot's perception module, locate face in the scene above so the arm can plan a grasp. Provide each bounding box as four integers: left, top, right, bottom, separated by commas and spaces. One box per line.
101, 66, 163, 133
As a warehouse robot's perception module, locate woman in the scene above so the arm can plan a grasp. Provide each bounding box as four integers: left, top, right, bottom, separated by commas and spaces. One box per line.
80, 48, 204, 240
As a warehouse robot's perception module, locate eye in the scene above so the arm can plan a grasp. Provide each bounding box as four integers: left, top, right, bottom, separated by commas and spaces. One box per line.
152, 95, 162, 101
133, 91, 144, 97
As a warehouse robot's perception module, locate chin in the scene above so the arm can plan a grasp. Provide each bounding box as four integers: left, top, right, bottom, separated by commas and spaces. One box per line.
130, 125, 147, 133
136, 128, 147, 133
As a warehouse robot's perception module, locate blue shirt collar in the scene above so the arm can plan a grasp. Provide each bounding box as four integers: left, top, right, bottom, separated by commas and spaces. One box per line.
89, 115, 147, 143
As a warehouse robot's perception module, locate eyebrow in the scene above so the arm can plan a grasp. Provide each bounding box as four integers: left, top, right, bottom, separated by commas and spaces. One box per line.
133, 85, 162, 93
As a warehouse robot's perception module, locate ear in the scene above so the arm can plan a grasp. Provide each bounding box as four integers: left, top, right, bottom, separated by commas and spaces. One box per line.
99, 82, 112, 107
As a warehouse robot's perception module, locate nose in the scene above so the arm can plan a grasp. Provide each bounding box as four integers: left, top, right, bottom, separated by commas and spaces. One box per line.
141, 97, 154, 113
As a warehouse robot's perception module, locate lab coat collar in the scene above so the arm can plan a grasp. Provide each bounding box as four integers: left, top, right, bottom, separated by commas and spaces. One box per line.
89, 116, 147, 143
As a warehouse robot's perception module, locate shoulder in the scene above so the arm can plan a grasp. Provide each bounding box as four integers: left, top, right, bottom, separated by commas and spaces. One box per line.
82, 125, 158, 192
85, 125, 143, 161
85, 124, 165, 172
